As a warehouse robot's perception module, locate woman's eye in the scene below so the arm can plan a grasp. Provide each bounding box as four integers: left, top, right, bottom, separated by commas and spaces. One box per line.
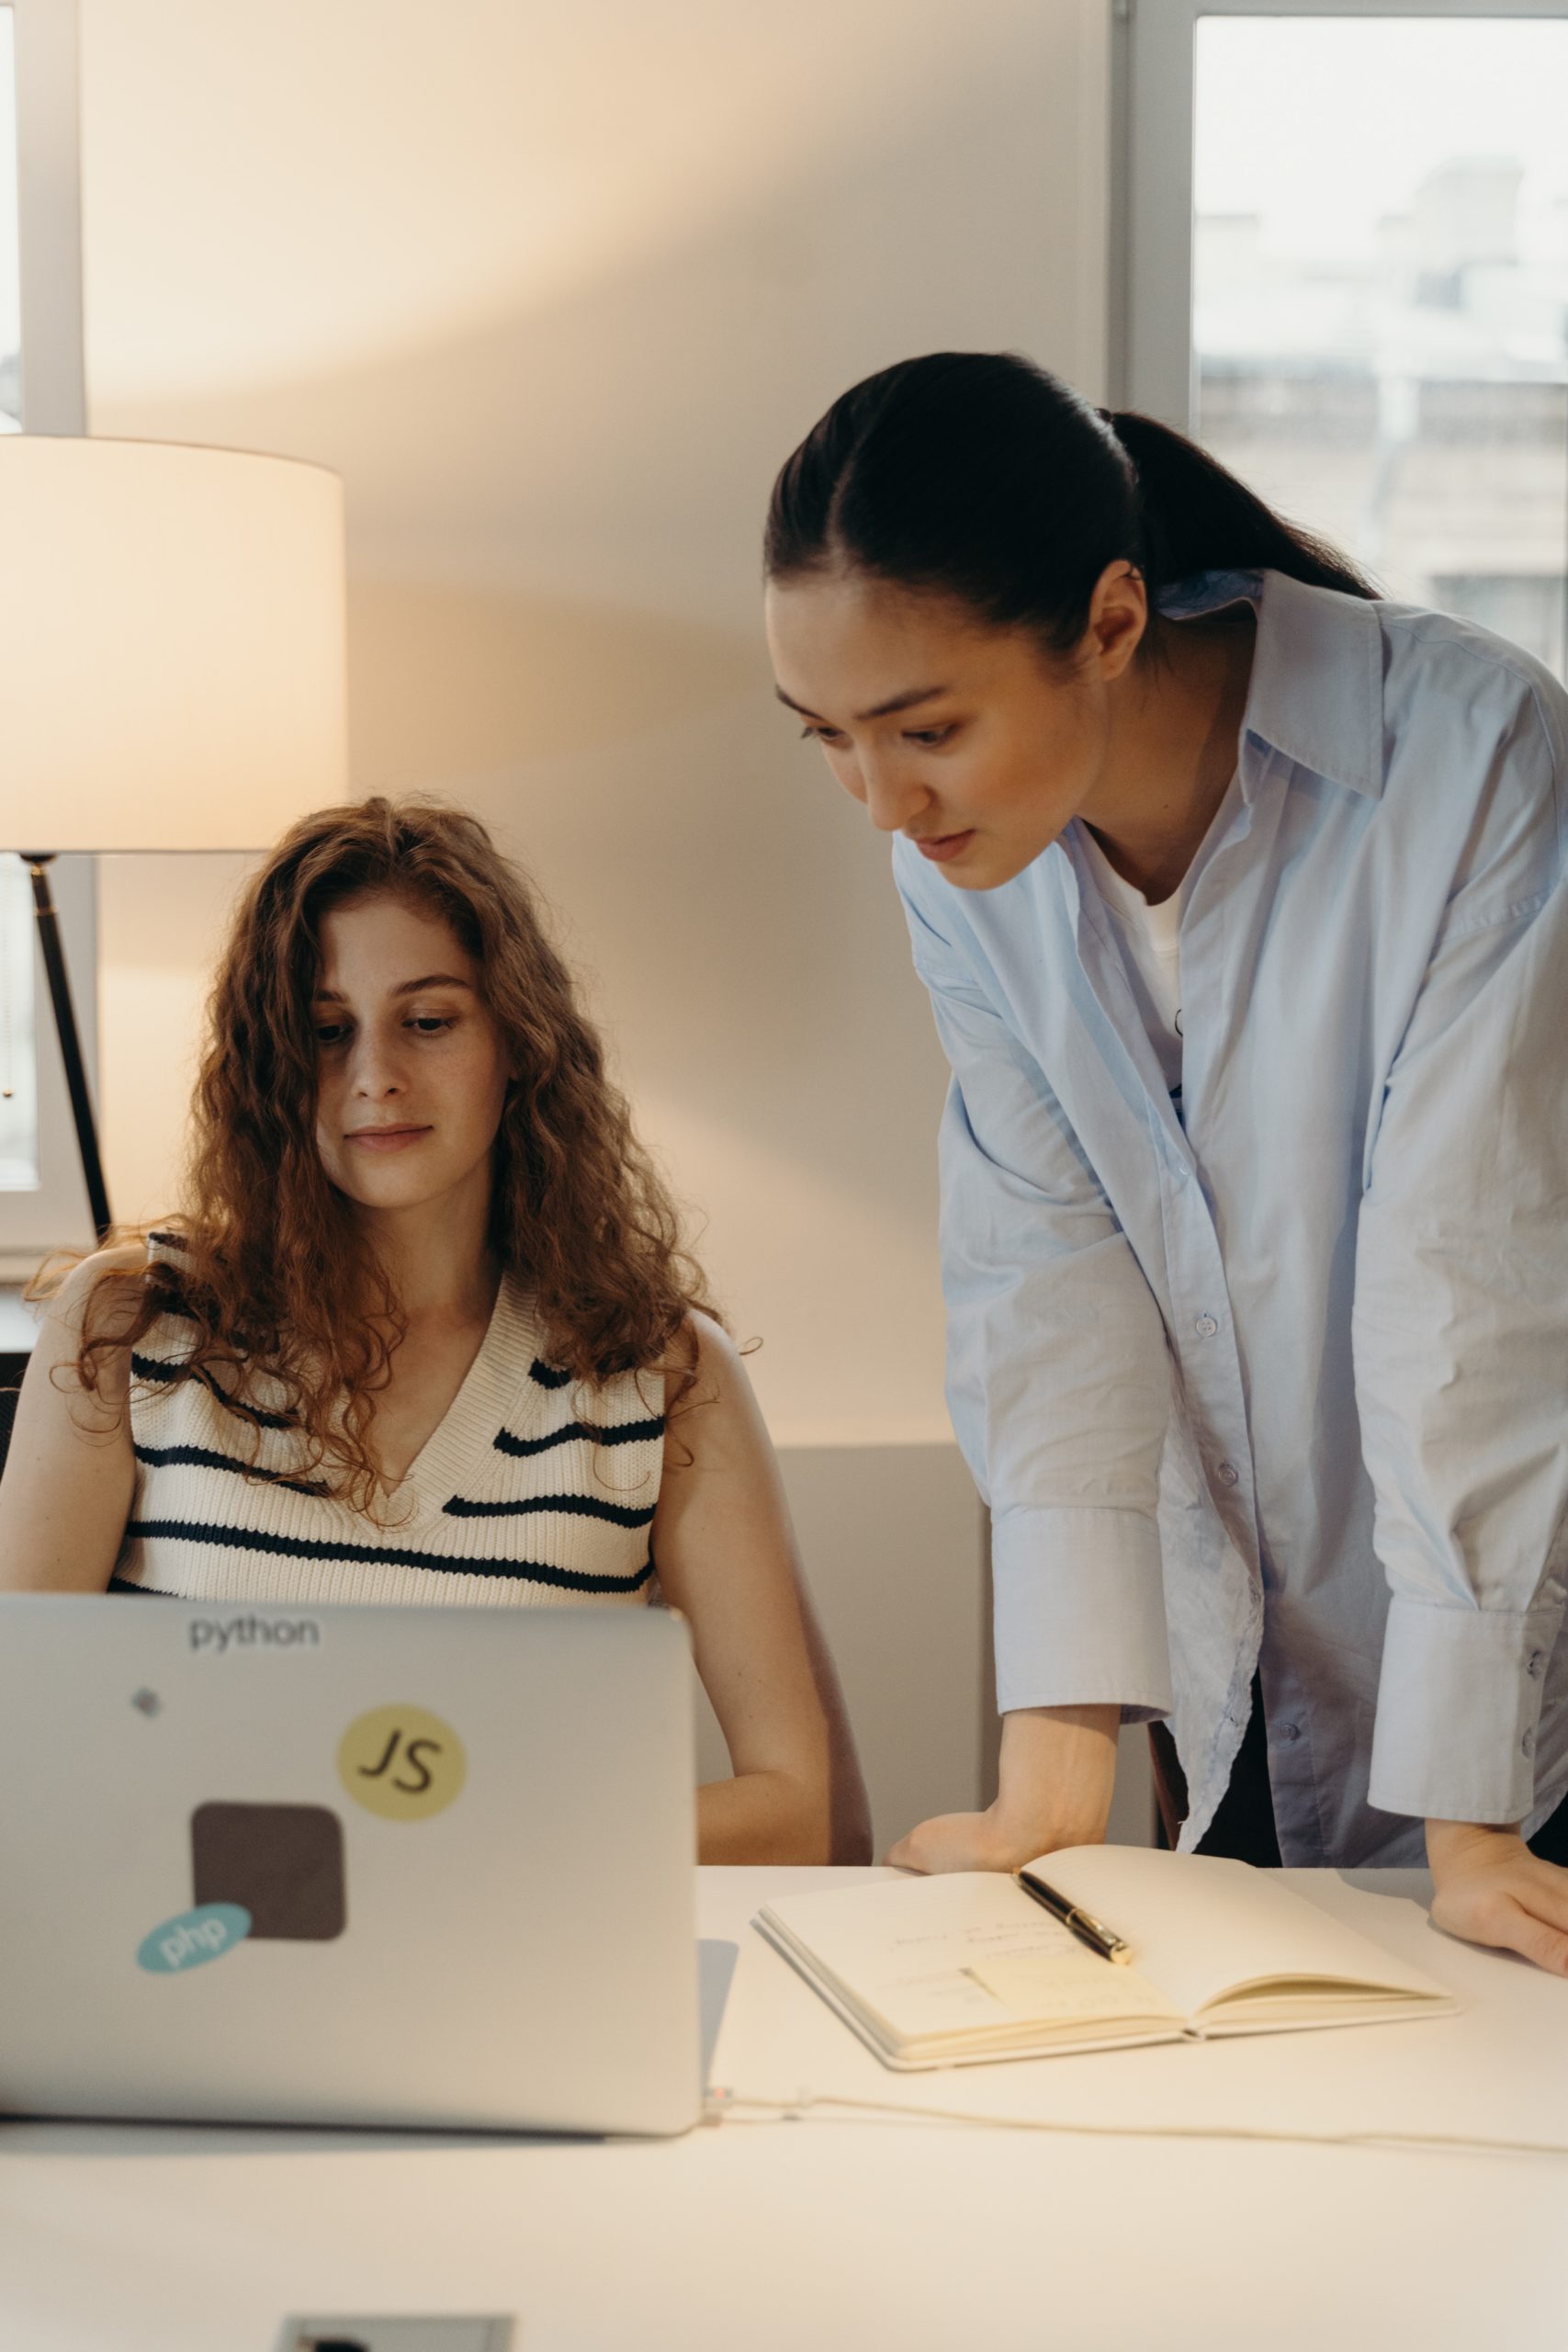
906, 725, 957, 747
799, 723, 845, 746
409, 1015, 456, 1034
315, 1024, 349, 1046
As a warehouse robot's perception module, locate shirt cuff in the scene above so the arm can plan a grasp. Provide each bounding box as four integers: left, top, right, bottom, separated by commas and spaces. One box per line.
1370, 1595, 1562, 1824
990, 1503, 1171, 1721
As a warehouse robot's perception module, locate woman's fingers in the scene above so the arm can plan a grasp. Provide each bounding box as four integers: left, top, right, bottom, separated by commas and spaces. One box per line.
1429, 1833, 1568, 1976
885, 1811, 993, 1873
1497, 1897, 1568, 1977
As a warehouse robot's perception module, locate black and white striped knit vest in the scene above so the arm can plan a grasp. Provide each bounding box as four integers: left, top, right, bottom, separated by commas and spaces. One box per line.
116, 1236, 664, 1607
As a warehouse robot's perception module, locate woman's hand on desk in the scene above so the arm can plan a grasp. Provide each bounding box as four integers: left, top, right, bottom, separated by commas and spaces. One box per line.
886, 1702, 1119, 1873
1427, 1821, 1568, 1975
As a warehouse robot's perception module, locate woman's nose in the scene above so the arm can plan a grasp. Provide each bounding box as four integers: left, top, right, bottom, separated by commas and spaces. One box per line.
857, 749, 929, 835
348, 1031, 404, 1097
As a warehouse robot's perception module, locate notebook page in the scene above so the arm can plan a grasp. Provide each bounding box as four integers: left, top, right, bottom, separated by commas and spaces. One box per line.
1027, 1847, 1450, 2020
760, 1873, 1182, 2044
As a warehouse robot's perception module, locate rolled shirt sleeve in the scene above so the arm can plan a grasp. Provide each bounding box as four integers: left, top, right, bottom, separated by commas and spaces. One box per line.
897, 863, 1173, 1720
1354, 684, 1568, 1824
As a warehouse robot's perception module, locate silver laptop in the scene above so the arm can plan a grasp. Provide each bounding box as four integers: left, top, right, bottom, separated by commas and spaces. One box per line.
0, 1595, 701, 2135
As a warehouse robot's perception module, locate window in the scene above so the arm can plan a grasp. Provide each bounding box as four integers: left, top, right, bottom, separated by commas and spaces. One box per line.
0, 854, 37, 1187
1115, 0, 1568, 680
0, 2, 96, 1268
0, 6, 17, 433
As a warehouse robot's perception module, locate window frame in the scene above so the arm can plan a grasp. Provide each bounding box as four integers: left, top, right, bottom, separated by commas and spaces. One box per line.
1110, 0, 1568, 427
10, 0, 84, 435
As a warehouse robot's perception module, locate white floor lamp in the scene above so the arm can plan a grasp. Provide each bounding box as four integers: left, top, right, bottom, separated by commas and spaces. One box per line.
0, 434, 349, 1241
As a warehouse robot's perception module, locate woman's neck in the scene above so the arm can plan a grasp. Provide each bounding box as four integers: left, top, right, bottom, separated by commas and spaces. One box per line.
1079, 608, 1257, 904
351, 1163, 502, 1328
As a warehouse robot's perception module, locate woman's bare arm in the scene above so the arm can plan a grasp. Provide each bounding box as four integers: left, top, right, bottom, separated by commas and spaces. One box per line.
651, 1313, 872, 1865
0, 1243, 145, 1590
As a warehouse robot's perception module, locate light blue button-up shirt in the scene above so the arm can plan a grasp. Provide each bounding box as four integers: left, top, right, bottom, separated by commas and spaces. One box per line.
895, 567, 1568, 1867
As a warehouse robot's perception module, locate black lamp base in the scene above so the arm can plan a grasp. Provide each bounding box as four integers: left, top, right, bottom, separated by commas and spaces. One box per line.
23, 854, 112, 1246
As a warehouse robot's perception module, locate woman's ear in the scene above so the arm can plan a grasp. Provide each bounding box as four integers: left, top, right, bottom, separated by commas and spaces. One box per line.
1088, 560, 1148, 683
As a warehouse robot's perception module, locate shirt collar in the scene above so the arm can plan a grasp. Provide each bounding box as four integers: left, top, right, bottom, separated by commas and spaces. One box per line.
1156, 567, 1384, 799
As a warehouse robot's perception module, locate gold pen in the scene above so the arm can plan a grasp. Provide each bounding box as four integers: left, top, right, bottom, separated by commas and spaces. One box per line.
1016, 1866, 1133, 1965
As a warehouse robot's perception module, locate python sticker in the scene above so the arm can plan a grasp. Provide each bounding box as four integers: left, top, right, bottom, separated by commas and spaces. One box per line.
338, 1703, 467, 1822
137, 1903, 252, 1975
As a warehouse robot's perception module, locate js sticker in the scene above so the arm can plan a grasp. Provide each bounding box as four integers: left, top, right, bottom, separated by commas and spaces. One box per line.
338, 1704, 467, 1821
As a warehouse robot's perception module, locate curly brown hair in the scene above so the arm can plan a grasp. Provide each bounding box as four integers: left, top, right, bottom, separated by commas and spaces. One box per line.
52, 797, 720, 1512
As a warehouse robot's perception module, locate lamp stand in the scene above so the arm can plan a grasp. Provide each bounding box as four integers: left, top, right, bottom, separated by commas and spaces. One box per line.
23, 854, 112, 1245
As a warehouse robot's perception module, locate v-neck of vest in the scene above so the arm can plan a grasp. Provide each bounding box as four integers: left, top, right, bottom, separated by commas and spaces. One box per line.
384, 1272, 547, 1529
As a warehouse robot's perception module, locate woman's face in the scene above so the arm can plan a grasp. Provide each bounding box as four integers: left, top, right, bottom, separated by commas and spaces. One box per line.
765, 562, 1145, 891
311, 890, 513, 1222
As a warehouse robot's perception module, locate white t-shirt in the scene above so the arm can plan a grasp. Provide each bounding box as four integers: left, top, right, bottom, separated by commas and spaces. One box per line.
1077, 828, 1186, 1094
1077, 773, 1242, 1106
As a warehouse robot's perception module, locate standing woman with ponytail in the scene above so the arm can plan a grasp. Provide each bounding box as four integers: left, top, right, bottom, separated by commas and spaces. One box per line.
764, 352, 1568, 1973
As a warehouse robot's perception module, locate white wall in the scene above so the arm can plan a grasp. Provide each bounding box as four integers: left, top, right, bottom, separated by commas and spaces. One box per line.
75, 0, 1144, 1839
84, 0, 1113, 1439
722, 1445, 988, 1855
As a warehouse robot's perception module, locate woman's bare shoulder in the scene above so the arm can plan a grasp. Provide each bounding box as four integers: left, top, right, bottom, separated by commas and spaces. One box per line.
0, 1244, 145, 1587
39, 1238, 154, 1351
682, 1306, 745, 1375
655, 1307, 771, 1480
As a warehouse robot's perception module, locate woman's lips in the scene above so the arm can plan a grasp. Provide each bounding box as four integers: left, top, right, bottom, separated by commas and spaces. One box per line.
346, 1126, 432, 1152
914, 830, 976, 864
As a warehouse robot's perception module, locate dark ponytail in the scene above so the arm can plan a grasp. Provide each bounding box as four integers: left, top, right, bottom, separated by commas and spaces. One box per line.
765, 352, 1374, 658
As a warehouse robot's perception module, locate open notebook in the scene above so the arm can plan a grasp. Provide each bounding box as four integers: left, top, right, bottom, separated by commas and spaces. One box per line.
756, 1847, 1459, 2071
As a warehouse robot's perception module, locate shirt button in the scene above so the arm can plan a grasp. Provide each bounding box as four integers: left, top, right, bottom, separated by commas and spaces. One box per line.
1215, 1460, 1239, 1487
1528, 1650, 1546, 1679
1195, 1314, 1219, 1338
1276, 1724, 1301, 1744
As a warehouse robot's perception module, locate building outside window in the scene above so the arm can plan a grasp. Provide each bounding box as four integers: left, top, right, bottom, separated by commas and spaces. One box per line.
1108, 0, 1566, 1858
1190, 12, 1568, 677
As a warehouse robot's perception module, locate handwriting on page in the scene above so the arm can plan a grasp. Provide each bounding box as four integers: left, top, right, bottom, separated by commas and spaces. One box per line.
857, 1914, 1175, 2038
969, 1949, 1174, 2023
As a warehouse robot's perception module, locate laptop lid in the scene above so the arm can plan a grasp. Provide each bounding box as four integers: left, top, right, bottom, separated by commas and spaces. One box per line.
0, 1595, 701, 2136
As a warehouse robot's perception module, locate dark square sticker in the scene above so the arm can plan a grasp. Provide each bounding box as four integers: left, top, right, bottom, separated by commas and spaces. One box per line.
191, 1802, 347, 1941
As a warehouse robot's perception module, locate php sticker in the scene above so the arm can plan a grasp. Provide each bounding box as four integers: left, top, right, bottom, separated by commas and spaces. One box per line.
137, 1903, 251, 1975
338, 1703, 467, 1821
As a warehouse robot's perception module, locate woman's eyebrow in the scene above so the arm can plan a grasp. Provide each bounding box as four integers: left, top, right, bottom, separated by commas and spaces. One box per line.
312, 974, 475, 1003
774, 684, 950, 722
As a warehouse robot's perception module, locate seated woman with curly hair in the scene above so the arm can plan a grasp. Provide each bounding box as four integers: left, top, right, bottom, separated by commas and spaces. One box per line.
0, 798, 871, 1864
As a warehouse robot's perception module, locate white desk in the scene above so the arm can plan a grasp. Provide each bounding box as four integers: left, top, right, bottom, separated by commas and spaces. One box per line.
1, 1867, 1562, 2352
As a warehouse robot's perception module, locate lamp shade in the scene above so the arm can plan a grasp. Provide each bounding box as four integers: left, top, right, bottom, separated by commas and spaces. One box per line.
0, 436, 349, 851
